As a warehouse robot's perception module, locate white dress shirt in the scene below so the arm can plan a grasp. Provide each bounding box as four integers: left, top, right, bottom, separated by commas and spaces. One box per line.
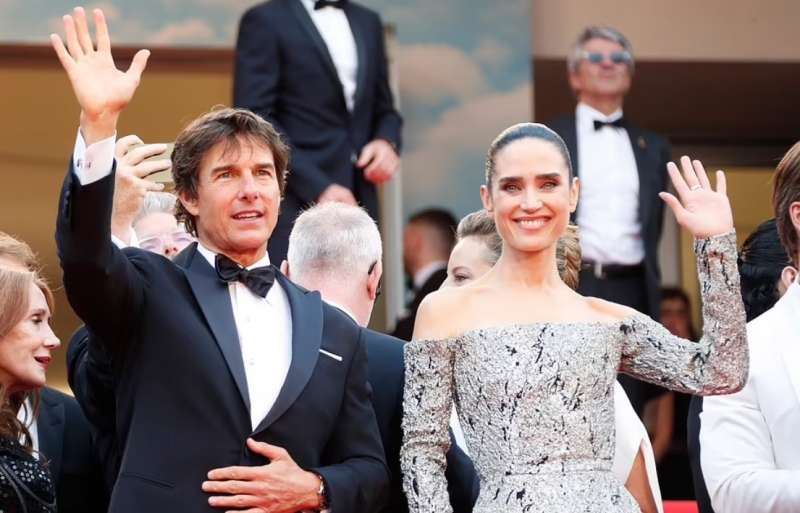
300, 0, 359, 112
16, 398, 39, 458
73, 132, 294, 431
700, 279, 800, 513
575, 103, 645, 265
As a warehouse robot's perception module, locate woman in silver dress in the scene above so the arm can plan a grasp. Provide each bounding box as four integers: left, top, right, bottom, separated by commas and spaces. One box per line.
400, 123, 748, 513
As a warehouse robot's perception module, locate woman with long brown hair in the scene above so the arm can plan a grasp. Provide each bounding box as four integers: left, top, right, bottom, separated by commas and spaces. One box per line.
0, 232, 59, 512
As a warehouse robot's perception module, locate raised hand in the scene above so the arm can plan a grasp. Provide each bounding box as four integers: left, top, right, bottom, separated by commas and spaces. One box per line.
659, 156, 734, 238
50, 7, 150, 144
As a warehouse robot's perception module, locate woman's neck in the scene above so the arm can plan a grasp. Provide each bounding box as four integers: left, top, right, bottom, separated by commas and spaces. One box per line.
489, 243, 563, 289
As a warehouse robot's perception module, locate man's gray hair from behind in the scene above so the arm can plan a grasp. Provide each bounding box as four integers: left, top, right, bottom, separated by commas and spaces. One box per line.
134, 191, 179, 225
287, 202, 383, 284
566, 26, 635, 74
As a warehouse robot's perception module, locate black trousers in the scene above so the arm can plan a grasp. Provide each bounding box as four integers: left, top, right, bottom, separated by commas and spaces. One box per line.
578, 268, 665, 416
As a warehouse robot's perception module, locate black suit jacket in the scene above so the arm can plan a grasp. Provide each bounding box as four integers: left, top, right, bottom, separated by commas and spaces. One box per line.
362, 329, 478, 513
57, 163, 388, 513
687, 396, 715, 513
392, 268, 448, 341
547, 114, 670, 318
38, 387, 107, 513
234, 0, 402, 261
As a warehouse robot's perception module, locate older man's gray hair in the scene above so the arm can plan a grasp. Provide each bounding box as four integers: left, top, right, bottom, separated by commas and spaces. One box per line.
567, 26, 635, 74
134, 191, 179, 225
288, 202, 382, 284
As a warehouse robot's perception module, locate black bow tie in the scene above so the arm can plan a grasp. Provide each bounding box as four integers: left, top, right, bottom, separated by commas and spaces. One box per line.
215, 254, 276, 298
314, 0, 346, 9
593, 118, 626, 131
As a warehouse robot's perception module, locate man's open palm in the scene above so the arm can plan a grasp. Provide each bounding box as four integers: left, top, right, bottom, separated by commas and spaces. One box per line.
50, 7, 148, 127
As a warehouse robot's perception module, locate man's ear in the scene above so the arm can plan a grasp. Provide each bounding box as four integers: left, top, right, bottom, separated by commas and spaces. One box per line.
179, 191, 200, 217
781, 266, 798, 289
480, 184, 493, 213
367, 260, 382, 300
280, 260, 289, 277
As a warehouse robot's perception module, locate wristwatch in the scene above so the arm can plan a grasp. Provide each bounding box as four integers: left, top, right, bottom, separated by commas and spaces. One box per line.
313, 472, 329, 511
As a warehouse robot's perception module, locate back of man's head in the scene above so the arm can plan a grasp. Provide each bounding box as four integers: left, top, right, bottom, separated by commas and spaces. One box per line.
287, 202, 382, 289
773, 141, 800, 268
407, 208, 458, 260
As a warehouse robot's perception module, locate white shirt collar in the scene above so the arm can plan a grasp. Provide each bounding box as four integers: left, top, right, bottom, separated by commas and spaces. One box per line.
324, 299, 359, 324
413, 260, 448, 290
576, 102, 624, 128
300, 0, 318, 11
196, 243, 271, 271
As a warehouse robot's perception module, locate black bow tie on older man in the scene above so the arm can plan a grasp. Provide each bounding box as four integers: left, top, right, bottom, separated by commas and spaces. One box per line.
593, 118, 626, 131
314, 0, 347, 9
215, 254, 276, 298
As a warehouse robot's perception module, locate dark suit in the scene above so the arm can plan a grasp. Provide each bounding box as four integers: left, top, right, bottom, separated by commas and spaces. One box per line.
548, 114, 670, 414
687, 396, 715, 513
57, 163, 388, 513
392, 268, 448, 341
234, 0, 403, 262
38, 387, 107, 513
362, 328, 478, 513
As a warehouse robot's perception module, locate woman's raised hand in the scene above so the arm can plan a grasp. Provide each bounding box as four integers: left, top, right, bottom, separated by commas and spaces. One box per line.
659, 156, 734, 238
50, 7, 150, 144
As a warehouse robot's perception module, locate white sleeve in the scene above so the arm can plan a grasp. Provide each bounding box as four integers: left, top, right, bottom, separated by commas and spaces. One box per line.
700, 366, 800, 513
612, 382, 663, 513
72, 128, 116, 185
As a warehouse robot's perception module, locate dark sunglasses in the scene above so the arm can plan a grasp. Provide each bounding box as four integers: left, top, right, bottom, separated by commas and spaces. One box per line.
582, 50, 632, 65
368, 261, 382, 297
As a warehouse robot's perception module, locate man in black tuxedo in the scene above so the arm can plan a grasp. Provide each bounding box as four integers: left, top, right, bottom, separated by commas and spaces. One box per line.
234, 0, 403, 263
547, 26, 670, 415
392, 209, 457, 340
52, 8, 387, 513
38, 388, 108, 513
281, 202, 479, 513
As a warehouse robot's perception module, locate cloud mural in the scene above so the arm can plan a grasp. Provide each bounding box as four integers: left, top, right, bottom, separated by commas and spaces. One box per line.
1, 0, 531, 219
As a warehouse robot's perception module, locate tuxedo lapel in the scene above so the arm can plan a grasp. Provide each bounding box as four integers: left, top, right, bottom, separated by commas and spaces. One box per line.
181, 244, 250, 411
625, 123, 654, 228
254, 273, 323, 434
344, 4, 368, 112
38, 391, 65, 484
287, 0, 348, 112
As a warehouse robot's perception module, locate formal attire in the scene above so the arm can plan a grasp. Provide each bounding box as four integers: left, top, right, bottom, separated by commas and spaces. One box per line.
687, 395, 715, 513
58, 138, 389, 513
0, 437, 55, 513
328, 302, 479, 513
38, 388, 107, 513
401, 233, 747, 513
234, 0, 402, 262
699, 279, 800, 513
548, 104, 671, 415
392, 264, 448, 341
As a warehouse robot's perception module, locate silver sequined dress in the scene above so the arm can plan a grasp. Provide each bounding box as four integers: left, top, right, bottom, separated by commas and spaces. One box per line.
401, 232, 748, 513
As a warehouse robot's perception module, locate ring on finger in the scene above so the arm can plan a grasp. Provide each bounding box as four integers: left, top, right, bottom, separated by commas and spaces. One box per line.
689, 185, 702, 191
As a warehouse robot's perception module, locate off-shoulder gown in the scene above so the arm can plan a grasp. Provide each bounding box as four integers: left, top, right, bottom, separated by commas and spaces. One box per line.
401, 233, 748, 513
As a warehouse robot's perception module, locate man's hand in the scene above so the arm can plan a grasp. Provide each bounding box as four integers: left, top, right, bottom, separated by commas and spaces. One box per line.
110, 135, 170, 243
318, 183, 358, 205
203, 438, 321, 513
356, 139, 399, 185
50, 7, 150, 144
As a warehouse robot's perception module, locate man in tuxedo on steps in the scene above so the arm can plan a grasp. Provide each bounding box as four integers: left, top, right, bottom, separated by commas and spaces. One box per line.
52, 8, 387, 513
234, 0, 403, 263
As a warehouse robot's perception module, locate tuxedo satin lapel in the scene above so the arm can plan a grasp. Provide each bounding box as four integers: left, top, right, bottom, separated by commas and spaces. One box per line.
779, 284, 800, 403
181, 245, 250, 410
626, 124, 653, 227
38, 392, 65, 484
344, 5, 368, 112
254, 273, 323, 434
287, 0, 348, 111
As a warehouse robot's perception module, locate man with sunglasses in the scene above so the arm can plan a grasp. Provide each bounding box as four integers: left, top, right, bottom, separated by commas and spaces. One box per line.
548, 26, 671, 417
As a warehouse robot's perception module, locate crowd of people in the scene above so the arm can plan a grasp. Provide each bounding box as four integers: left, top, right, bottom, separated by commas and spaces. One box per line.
0, 3, 798, 513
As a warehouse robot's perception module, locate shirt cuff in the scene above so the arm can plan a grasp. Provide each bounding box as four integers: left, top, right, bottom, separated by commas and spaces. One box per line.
73, 128, 116, 185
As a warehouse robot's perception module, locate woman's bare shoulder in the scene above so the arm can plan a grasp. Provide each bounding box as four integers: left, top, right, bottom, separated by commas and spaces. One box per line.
584, 296, 641, 322
412, 286, 476, 341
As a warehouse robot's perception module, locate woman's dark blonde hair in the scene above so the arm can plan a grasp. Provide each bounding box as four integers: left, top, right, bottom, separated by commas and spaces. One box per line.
456, 210, 582, 289
0, 232, 52, 451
